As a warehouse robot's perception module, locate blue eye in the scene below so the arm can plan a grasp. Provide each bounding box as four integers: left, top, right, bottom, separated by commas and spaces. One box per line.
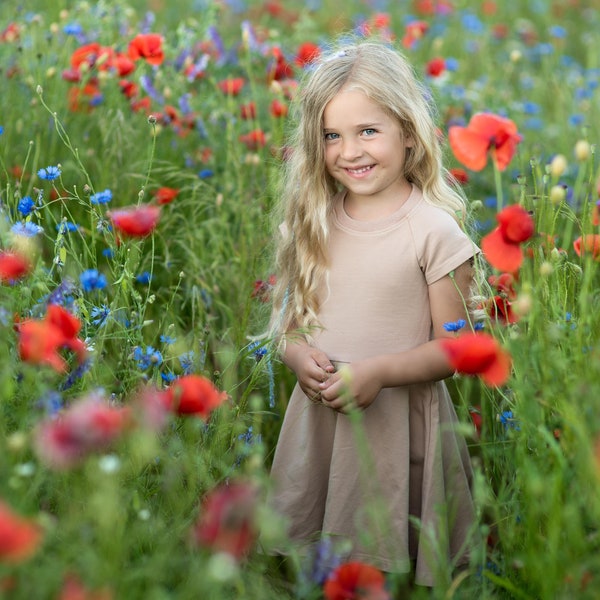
324, 132, 339, 140
362, 128, 376, 136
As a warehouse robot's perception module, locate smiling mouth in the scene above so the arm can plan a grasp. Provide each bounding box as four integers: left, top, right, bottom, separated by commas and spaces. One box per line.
345, 165, 374, 175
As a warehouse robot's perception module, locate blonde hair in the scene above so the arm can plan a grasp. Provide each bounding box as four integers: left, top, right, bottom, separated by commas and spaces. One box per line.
270, 39, 470, 339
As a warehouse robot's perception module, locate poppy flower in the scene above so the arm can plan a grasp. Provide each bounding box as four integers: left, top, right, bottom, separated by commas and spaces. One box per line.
481, 204, 534, 272
270, 99, 288, 118
0, 501, 42, 563
426, 57, 446, 77
239, 130, 266, 150
166, 374, 227, 419
448, 112, 521, 172
107, 204, 161, 237
295, 41, 320, 67
402, 20, 429, 49
33, 392, 131, 470
573, 234, 600, 260
70, 42, 103, 70
17, 304, 87, 373
109, 52, 136, 77
324, 561, 390, 600
268, 48, 294, 81
57, 573, 113, 600
0, 23, 20, 43
153, 187, 179, 205
240, 102, 257, 120
440, 332, 512, 387
0, 251, 31, 282
485, 295, 518, 324
192, 480, 259, 560
449, 167, 469, 185
127, 33, 164, 66
217, 77, 245, 96
488, 272, 517, 300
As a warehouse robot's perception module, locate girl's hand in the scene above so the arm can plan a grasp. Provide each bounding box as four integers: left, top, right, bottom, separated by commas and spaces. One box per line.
319, 358, 382, 412
283, 343, 335, 403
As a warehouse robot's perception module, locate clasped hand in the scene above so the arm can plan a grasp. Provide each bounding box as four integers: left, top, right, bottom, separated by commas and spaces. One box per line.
285, 344, 381, 412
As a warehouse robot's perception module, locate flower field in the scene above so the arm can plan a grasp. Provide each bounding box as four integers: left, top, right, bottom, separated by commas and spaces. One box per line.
1, 0, 600, 598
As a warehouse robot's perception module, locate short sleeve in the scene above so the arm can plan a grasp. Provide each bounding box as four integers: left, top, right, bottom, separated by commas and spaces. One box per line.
409, 206, 479, 285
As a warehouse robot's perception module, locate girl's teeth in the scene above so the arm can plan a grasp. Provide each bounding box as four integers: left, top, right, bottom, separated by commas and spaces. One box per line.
348, 166, 371, 174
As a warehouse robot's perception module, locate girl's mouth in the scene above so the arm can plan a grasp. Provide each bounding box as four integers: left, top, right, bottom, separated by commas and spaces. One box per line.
345, 165, 374, 175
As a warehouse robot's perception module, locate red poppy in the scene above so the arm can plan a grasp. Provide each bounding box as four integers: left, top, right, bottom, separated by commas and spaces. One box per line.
153, 187, 180, 205
239, 129, 266, 150
440, 332, 512, 387
70, 42, 102, 70
270, 99, 288, 118
57, 573, 113, 600
217, 77, 245, 96
0, 502, 42, 563
119, 79, 139, 99
414, 0, 454, 15
33, 393, 131, 470
426, 57, 446, 77
481, 205, 534, 272
402, 20, 429, 49
449, 167, 469, 185
166, 375, 227, 419
240, 102, 257, 120
269, 47, 294, 81
469, 406, 482, 438
488, 272, 517, 300
573, 234, 600, 260
68, 81, 103, 112
295, 42, 320, 67
0, 23, 20, 43
0, 251, 31, 282
127, 33, 164, 66
485, 295, 518, 324
324, 561, 390, 600
109, 52, 136, 77
107, 204, 161, 237
17, 305, 87, 373
252, 274, 276, 302
192, 480, 259, 560
448, 112, 521, 172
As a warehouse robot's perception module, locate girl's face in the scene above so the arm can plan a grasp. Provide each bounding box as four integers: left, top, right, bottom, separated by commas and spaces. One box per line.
323, 88, 413, 216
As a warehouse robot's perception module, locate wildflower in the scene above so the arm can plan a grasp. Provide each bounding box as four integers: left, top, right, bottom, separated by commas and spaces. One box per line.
270, 99, 288, 117
448, 112, 521, 172
17, 304, 87, 373
192, 480, 259, 560
0, 251, 31, 282
37, 165, 61, 181
178, 351, 195, 374
90, 304, 111, 327
573, 234, 600, 260
498, 410, 520, 431
133, 346, 163, 370
252, 274, 276, 302
481, 204, 534, 272
324, 561, 389, 600
402, 20, 429, 49
440, 332, 512, 387
90, 188, 112, 205
304, 537, 343, 586
199, 169, 214, 179
166, 374, 227, 418
56, 221, 80, 234
153, 187, 179, 205
107, 204, 161, 237
0, 501, 43, 563
80, 268, 108, 292
128, 33, 164, 66
485, 295, 518, 324
295, 41, 320, 67
160, 335, 176, 344
58, 574, 113, 600
11, 221, 43, 237
33, 393, 131, 470
135, 271, 152, 285
449, 167, 469, 185
217, 77, 245, 96
17, 196, 35, 216
443, 319, 466, 332
240, 102, 257, 120
239, 129, 266, 150
425, 57, 446, 77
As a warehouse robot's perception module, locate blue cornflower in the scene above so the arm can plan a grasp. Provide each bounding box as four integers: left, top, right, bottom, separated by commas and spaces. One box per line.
134, 346, 163, 370
135, 271, 152, 285
80, 268, 108, 292
499, 410, 520, 431
56, 221, 79, 233
59, 359, 92, 391
247, 340, 268, 360
17, 196, 35, 216
90, 304, 111, 327
304, 537, 343, 586
178, 351, 195, 374
37, 165, 61, 181
90, 188, 112, 205
549, 25, 567, 38
199, 169, 214, 179
160, 335, 176, 344
461, 13, 484, 34
0, 125, 4, 135
102, 248, 115, 258
37, 391, 63, 416
473, 322, 485, 331
443, 319, 466, 332
161, 372, 177, 383
11, 221, 43, 237
63, 22, 83, 35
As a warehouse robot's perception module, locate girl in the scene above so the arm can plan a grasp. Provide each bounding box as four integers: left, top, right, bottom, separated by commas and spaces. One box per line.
268, 40, 480, 588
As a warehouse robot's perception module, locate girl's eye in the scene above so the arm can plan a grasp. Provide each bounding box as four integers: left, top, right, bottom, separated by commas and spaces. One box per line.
324, 132, 339, 141
362, 128, 376, 136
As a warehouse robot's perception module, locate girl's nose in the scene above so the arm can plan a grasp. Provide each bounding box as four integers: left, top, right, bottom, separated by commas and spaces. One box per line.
340, 138, 362, 160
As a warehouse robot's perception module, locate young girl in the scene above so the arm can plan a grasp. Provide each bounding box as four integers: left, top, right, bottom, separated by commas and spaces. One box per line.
268, 40, 480, 588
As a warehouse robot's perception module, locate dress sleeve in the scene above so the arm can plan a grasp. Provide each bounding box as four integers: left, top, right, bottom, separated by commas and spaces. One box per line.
410, 207, 480, 285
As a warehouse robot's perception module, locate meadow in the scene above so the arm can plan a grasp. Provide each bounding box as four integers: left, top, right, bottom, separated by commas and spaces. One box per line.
0, 0, 600, 598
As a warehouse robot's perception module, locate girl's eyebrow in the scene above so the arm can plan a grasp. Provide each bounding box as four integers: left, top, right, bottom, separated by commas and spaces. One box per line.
323, 122, 383, 131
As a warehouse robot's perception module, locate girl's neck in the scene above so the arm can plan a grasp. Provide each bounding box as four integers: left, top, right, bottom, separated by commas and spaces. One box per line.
343, 181, 413, 222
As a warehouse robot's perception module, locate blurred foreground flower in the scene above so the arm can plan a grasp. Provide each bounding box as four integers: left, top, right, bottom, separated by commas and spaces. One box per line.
0, 501, 43, 563
324, 561, 390, 600
448, 112, 521, 172
0, 250, 31, 282
107, 204, 161, 237
192, 480, 259, 560
33, 392, 131, 470
440, 332, 512, 387
481, 204, 534, 272
17, 304, 87, 373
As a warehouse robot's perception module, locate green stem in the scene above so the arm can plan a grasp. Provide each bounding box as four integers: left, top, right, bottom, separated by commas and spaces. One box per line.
493, 160, 504, 213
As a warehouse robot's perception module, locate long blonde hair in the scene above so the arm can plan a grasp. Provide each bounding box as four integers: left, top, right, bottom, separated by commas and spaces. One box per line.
270, 39, 469, 339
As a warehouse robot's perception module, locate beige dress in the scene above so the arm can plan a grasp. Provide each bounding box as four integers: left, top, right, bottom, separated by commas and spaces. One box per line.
269, 185, 478, 586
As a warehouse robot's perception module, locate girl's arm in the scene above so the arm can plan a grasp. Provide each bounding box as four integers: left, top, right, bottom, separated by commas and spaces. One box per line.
319, 259, 474, 411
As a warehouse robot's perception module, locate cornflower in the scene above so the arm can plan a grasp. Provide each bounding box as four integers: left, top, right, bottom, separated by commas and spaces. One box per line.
37, 166, 61, 181
80, 269, 108, 292
90, 188, 112, 205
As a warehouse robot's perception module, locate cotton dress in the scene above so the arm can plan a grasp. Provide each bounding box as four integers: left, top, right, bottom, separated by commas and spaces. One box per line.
269, 185, 478, 587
